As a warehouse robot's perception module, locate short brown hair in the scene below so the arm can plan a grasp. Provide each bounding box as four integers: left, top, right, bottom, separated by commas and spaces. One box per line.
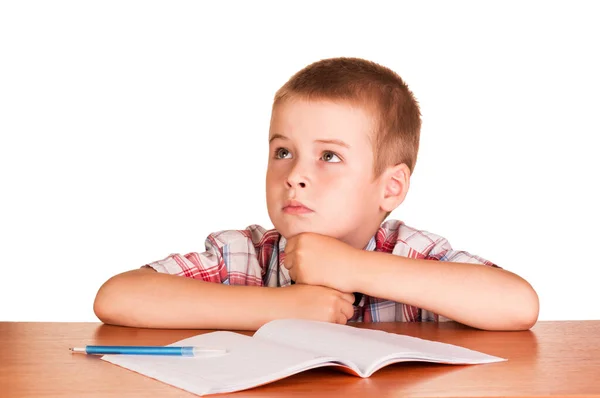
273, 57, 421, 178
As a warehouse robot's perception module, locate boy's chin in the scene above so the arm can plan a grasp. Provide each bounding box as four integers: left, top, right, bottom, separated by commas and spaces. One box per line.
276, 222, 320, 239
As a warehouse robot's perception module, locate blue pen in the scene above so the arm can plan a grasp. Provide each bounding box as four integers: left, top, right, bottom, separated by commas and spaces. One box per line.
70, 345, 228, 357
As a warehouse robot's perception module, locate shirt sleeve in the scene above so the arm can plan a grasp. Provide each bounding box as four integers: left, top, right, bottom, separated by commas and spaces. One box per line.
144, 227, 266, 286
424, 234, 500, 268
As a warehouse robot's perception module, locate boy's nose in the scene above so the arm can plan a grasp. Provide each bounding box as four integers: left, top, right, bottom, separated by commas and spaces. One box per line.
286, 177, 307, 189
286, 166, 308, 189
287, 180, 306, 188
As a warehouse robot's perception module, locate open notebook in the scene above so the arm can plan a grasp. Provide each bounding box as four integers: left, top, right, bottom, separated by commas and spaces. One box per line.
101, 319, 505, 396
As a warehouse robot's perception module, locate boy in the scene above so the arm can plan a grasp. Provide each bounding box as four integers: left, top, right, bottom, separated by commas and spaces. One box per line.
94, 57, 539, 331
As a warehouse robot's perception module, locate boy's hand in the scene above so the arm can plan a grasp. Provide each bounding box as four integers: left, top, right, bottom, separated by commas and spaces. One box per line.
284, 232, 362, 293
278, 284, 355, 324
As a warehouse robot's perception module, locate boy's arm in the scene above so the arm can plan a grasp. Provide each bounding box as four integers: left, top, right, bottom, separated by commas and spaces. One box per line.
93, 267, 355, 330
284, 233, 539, 331
353, 251, 539, 331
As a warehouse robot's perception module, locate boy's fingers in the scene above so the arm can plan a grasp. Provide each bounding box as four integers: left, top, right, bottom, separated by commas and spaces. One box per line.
341, 302, 354, 320
335, 313, 348, 325
340, 292, 355, 304
284, 237, 295, 252
288, 268, 296, 281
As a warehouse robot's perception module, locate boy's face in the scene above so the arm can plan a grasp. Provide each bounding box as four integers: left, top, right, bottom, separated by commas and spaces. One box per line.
266, 99, 385, 249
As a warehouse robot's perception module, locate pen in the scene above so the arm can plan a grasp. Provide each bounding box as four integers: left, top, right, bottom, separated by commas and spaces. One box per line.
69, 345, 228, 357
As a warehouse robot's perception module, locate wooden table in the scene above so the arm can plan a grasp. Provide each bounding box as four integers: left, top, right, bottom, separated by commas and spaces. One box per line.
1, 321, 599, 397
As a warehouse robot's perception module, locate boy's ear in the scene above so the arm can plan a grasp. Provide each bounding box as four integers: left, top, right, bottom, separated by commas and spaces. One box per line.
379, 163, 411, 212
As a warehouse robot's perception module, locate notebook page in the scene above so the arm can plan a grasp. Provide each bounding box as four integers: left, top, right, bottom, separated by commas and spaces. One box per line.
254, 319, 505, 376
101, 331, 352, 396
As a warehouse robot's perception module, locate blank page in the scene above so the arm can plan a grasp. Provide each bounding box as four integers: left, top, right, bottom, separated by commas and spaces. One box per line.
254, 319, 505, 375
101, 331, 348, 396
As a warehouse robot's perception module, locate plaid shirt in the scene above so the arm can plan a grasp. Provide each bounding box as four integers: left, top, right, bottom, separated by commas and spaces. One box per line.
146, 219, 499, 323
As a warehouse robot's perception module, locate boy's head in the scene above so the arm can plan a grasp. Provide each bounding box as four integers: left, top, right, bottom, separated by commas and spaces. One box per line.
266, 57, 421, 249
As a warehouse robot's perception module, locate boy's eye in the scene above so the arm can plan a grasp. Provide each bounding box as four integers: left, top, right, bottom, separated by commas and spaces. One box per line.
321, 151, 341, 163
275, 148, 292, 159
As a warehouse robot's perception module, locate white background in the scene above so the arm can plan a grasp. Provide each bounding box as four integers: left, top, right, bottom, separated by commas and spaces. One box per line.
1, 1, 598, 322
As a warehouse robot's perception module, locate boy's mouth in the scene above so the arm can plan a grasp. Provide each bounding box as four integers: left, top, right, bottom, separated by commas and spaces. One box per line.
282, 200, 314, 215
283, 206, 314, 215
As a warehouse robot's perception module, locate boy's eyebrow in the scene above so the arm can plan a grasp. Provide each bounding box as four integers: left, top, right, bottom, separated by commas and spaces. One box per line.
269, 134, 351, 149
315, 139, 351, 149
268, 134, 288, 143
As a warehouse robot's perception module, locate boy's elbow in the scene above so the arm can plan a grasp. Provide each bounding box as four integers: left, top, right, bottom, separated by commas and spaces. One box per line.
93, 268, 157, 326
479, 280, 539, 331
93, 272, 137, 325
93, 278, 119, 324
512, 282, 540, 331
93, 298, 111, 325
